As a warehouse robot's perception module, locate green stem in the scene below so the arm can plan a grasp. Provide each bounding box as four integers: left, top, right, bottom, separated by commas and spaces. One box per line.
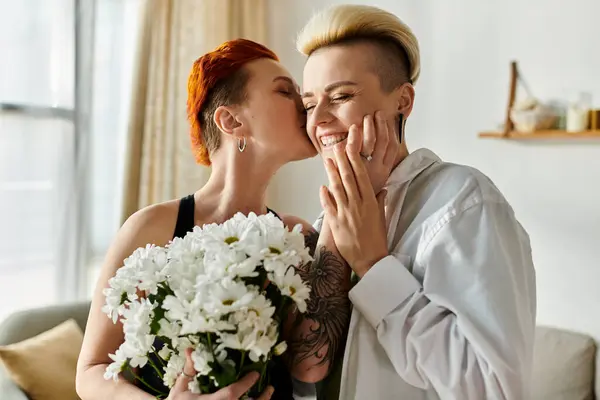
258, 360, 268, 393
148, 357, 164, 380
129, 367, 164, 396
154, 351, 167, 369
237, 351, 246, 379
207, 333, 216, 360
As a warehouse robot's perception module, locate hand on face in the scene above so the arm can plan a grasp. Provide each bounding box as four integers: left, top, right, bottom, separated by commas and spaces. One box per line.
354, 111, 401, 194
320, 123, 390, 277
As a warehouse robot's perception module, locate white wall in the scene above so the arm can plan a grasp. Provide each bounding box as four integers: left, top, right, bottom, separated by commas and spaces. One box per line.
267, 0, 600, 340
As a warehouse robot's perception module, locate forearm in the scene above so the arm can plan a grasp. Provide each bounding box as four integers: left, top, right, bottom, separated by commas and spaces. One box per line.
76, 364, 155, 400
284, 218, 352, 383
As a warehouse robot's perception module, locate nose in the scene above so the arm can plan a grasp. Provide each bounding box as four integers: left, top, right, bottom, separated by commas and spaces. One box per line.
309, 101, 334, 130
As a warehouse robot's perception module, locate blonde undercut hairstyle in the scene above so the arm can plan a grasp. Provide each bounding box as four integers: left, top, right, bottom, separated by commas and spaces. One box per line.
297, 4, 420, 91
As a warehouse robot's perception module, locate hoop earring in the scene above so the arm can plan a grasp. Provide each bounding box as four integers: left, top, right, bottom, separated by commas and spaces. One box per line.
237, 136, 246, 152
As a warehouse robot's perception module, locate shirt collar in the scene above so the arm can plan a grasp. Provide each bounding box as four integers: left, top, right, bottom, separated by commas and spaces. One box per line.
386, 148, 441, 187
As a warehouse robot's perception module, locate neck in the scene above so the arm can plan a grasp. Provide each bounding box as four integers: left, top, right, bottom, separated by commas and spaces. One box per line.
195, 149, 282, 223
391, 141, 410, 170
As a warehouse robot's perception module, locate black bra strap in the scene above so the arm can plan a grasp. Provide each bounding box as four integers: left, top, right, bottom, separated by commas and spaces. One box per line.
267, 207, 282, 221
173, 194, 195, 239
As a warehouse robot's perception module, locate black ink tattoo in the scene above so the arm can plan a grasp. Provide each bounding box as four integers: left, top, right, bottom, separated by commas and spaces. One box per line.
286, 229, 351, 368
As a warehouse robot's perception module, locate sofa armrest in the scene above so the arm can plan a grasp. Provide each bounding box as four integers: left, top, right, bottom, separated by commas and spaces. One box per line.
0, 301, 90, 346
0, 366, 28, 400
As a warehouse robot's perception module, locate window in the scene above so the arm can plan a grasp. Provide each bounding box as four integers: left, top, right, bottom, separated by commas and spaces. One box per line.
0, 0, 141, 321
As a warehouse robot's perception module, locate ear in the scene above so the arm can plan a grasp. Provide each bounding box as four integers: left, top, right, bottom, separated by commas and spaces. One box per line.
213, 106, 242, 137
394, 83, 415, 119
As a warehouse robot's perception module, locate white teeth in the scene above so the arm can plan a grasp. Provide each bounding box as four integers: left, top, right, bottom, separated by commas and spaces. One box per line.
320, 134, 347, 147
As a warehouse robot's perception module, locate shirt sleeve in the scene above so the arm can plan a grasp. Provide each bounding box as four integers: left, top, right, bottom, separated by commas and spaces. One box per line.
349, 199, 537, 399
313, 212, 325, 233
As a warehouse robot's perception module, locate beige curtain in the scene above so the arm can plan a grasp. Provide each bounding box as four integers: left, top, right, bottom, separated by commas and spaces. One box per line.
121, 0, 267, 223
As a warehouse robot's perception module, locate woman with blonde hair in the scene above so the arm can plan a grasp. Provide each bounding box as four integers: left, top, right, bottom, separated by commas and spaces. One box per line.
297, 4, 536, 399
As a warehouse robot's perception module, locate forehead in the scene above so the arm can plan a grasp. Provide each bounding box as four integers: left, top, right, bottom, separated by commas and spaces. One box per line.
245, 58, 296, 86
302, 42, 376, 91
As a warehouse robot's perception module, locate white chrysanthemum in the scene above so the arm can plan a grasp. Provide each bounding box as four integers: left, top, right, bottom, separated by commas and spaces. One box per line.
104, 346, 128, 381
158, 343, 173, 361
120, 298, 156, 364
129, 244, 168, 295
269, 268, 311, 313
286, 224, 314, 263
203, 279, 256, 317
162, 350, 185, 388
102, 266, 139, 323
164, 235, 206, 295
249, 323, 279, 362
273, 341, 288, 356
188, 378, 202, 394
158, 318, 181, 340
191, 344, 215, 377
203, 247, 259, 281
217, 329, 257, 354
180, 308, 234, 335
229, 295, 275, 333
162, 295, 192, 322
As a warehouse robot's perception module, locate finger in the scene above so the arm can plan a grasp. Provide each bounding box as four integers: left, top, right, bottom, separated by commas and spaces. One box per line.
319, 185, 337, 216
372, 111, 390, 162
324, 156, 348, 206
255, 385, 275, 400
346, 132, 374, 201
214, 372, 259, 399
334, 130, 360, 204
346, 120, 363, 155
171, 373, 190, 395
361, 114, 376, 157
183, 348, 196, 378
382, 116, 400, 167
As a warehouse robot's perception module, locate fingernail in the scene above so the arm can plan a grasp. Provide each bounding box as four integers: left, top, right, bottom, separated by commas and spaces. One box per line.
334, 142, 343, 152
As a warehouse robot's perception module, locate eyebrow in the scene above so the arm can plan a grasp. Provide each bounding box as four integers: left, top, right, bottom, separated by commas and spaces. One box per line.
301, 80, 358, 99
273, 76, 300, 92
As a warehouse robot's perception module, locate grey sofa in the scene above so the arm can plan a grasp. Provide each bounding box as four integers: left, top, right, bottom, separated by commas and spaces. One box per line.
0, 301, 599, 399
0, 301, 90, 400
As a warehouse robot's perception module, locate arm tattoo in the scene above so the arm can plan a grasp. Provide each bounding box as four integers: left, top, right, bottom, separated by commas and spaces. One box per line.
287, 230, 351, 368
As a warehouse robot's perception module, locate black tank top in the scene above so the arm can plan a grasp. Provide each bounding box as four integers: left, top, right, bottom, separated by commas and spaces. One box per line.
137, 195, 292, 399
172, 194, 282, 240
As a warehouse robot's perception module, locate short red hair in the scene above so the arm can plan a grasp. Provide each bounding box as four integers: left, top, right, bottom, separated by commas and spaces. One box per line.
187, 39, 279, 165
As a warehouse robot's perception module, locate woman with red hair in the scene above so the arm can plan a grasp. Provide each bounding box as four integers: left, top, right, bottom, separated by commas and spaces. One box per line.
76, 39, 351, 400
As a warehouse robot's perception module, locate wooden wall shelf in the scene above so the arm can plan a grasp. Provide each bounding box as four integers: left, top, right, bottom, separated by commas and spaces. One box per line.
479, 130, 600, 140
480, 61, 599, 141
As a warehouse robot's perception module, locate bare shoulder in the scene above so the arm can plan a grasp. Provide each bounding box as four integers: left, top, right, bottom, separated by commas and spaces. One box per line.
119, 199, 180, 247
100, 199, 181, 282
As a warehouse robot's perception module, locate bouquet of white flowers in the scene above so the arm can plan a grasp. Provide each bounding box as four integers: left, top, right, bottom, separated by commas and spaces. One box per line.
101, 212, 312, 397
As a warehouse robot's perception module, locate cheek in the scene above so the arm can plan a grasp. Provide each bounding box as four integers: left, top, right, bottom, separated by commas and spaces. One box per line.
336, 99, 379, 126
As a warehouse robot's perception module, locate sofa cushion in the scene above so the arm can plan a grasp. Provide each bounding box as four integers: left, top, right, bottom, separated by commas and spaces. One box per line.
532, 326, 596, 400
0, 319, 83, 400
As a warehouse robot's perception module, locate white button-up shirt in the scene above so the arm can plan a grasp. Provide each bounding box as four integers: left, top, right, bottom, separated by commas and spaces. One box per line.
296, 148, 536, 400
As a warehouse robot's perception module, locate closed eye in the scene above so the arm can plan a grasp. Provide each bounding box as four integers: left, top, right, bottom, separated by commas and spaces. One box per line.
332, 93, 353, 102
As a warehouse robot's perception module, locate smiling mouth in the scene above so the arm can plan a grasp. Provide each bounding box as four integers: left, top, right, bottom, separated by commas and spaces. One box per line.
320, 134, 348, 147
